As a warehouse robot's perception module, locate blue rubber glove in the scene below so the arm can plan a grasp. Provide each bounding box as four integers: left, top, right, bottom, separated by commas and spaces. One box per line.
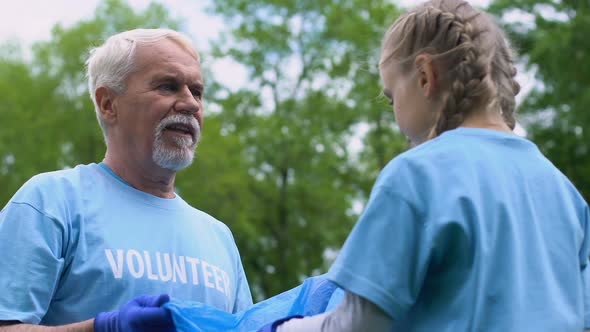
257, 315, 304, 332
94, 294, 175, 332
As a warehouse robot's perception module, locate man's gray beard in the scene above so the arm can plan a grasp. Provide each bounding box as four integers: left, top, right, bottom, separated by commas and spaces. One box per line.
152, 115, 201, 171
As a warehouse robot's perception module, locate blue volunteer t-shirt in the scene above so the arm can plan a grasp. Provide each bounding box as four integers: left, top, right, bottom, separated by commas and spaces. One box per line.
328, 127, 590, 331
0, 163, 253, 325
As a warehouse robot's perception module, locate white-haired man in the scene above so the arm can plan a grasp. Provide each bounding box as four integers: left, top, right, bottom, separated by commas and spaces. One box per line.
0, 29, 252, 332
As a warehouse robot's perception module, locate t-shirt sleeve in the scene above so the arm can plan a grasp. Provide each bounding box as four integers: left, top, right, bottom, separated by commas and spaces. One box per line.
232, 257, 253, 313
580, 205, 590, 329
219, 224, 253, 313
0, 201, 66, 324
327, 185, 430, 321
581, 262, 590, 329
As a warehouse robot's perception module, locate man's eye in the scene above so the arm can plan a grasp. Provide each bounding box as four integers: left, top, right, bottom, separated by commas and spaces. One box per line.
159, 83, 177, 92
190, 89, 203, 99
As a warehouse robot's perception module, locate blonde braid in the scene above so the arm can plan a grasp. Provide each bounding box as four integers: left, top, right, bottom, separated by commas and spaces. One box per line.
380, 0, 520, 138
433, 9, 496, 135
491, 26, 521, 130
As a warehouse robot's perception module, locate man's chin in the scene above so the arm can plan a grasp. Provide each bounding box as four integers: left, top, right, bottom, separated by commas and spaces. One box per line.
164, 134, 198, 148
152, 151, 196, 172
156, 157, 194, 172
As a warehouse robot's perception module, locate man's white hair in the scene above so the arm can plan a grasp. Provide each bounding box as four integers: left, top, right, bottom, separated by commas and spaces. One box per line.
85, 28, 200, 143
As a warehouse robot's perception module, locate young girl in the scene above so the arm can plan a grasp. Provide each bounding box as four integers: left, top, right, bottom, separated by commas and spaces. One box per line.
269, 0, 590, 331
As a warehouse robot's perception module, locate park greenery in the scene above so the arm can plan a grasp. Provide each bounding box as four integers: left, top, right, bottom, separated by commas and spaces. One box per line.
0, 0, 587, 300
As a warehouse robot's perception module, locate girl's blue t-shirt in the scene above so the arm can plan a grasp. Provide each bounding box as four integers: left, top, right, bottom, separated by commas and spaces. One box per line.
328, 127, 590, 331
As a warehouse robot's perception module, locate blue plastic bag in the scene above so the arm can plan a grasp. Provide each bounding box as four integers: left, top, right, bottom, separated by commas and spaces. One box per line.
165, 274, 345, 332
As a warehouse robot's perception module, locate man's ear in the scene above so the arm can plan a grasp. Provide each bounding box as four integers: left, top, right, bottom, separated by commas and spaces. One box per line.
415, 54, 438, 98
95, 86, 117, 125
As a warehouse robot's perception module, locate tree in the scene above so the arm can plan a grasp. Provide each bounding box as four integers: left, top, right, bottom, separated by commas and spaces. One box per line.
490, 0, 590, 199
201, 0, 407, 299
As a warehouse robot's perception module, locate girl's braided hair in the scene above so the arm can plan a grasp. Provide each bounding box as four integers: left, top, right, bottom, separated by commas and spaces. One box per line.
380, 0, 520, 137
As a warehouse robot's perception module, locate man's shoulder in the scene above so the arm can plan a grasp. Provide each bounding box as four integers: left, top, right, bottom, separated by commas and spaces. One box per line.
1, 164, 102, 223
11, 163, 100, 204
27, 163, 97, 188
180, 203, 235, 240
184, 207, 242, 261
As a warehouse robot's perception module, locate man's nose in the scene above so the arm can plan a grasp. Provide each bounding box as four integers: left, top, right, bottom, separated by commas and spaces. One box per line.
174, 85, 200, 115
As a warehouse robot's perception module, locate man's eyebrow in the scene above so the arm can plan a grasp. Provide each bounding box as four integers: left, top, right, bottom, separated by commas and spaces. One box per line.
151, 74, 178, 83
151, 74, 204, 88
191, 81, 204, 88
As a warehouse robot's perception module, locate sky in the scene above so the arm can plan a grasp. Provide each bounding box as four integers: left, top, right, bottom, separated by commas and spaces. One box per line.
0, 0, 497, 88
0, 0, 220, 48
0, 0, 493, 48
1, 0, 531, 135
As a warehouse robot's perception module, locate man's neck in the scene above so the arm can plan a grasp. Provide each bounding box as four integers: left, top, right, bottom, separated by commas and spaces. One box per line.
103, 153, 177, 199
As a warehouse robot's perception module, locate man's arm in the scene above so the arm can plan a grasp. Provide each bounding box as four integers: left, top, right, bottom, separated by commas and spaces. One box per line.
0, 294, 173, 332
0, 319, 93, 332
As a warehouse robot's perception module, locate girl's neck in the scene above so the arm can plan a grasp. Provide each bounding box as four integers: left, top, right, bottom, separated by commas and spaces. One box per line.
460, 104, 512, 134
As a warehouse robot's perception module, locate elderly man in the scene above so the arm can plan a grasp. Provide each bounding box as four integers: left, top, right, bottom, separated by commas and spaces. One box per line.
0, 29, 252, 331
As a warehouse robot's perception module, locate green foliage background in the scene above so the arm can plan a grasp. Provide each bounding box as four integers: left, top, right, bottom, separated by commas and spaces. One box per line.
0, 0, 587, 300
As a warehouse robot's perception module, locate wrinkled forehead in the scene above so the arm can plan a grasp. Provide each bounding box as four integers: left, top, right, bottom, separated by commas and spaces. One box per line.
135, 38, 199, 62
166, 37, 200, 61
123, 39, 204, 86
134, 39, 203, 81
